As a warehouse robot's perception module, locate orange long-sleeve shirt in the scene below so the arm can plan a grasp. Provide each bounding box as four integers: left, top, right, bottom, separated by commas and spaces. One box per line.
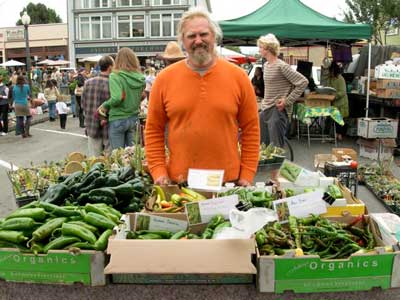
145, 58, 260, 183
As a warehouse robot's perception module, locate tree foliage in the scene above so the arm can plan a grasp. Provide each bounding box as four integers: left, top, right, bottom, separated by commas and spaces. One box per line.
16, 2, 62, 25
343, 0, 400, 45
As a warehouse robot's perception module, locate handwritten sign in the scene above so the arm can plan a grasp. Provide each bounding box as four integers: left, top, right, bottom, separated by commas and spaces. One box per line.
134, 213, 188, 233
273, 190, 326, 223
185, 195, 239, 225
187, 168, 224, 191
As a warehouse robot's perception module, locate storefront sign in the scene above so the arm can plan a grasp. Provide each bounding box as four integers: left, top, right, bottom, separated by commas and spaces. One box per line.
76, 46, 118, 55
127, 45, 165, 53
6, 29, 24, 41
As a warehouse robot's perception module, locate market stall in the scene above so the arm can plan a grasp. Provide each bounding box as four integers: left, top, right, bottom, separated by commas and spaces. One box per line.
1, 145, 400, 295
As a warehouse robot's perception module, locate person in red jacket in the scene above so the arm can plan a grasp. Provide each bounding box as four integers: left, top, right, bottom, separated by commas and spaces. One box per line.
145, 8, 260, 186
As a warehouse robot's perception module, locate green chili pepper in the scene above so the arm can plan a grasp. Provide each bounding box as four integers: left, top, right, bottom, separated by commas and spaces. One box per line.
6, 208, 47, 221
67, 221, 99, 235
94, 229, 113, 251
43, 236, 81, 253
0, 217, 41, 231
65, 241, 96, 250
84, 204, 120, 224
137, 233, 163, 239
256, 231, 266, 247
136, 230, 172, 239
29, 217, 68, 243
83, 212, 117, 230
201, 228, 214, 239
170, 230, 188, 239
212, 221, 231, 239
39, 202, 80, 217
0, 230, 28, 244
61, 223, 97, 244
31, 241, 45, 255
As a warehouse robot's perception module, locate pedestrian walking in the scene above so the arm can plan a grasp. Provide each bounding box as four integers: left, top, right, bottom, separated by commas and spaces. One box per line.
81, 55, 114, 156
101, 48, 145, 150
0, 76, 9, 136
12, 75, 32, 138
44, 79, 60, 121
56, 98, 69, 130
145, 8, 259, 186
258, 33, 308, 147
75, 68, 87, 128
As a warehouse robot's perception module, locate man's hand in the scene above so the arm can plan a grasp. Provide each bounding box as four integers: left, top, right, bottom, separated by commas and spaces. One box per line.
276, 97, 286, 111
237, 179, 251, 187
154, 176, 171, 185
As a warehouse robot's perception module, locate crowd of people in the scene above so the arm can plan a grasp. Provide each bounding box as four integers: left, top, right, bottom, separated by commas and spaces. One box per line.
0, 7, 350, 186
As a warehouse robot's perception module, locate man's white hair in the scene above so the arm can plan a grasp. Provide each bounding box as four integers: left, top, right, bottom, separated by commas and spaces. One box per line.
177, 7, 222, 45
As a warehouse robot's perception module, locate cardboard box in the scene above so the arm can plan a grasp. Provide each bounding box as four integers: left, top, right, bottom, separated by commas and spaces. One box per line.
357, 117, 399, 139
358, 138, 397, 161
0, 249, 105, 286
321, 181, 366, 217
364, 68, 375, 78
314, 154, 337, 170
257, 215, 395, 293
376, 79, 400, 89
332, 148, 357, 162
104, 213, 257, 284
375, 64, 400, 80
305, 93, 335, 108
376, 88, 400, 99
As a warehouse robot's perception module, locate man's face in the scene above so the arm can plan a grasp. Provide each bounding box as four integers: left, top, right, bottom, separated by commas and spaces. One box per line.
182, 17, 215, 66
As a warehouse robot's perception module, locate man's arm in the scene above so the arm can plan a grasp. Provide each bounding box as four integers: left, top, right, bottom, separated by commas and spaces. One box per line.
281, 64, 308, 107
144, 75, 169, 183
237, 72, 260, 184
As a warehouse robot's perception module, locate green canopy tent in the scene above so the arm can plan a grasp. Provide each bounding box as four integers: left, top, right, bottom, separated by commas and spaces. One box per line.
219, 0, 372, 46
219, 0, 373, 117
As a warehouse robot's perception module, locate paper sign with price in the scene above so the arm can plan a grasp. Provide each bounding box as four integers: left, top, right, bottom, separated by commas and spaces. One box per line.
273, 190, 326, 223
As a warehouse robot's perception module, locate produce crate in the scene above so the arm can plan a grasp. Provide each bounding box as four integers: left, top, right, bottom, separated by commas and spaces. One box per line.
257, 215, 396, 293
321, 181, 365, 217
105, 214, 256, 284
15, 193, 40, 207
305, 93, 335, 108
0, 249, 106, 286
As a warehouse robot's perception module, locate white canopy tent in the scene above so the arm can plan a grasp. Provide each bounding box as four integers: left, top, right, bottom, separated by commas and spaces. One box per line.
1, 59, 25, 67
79, 55, 103, 63
36, 59, 56, 65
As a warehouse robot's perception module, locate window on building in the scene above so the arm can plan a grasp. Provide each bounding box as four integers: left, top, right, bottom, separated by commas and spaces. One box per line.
80, 16, 90, 39
79, 15, 112, 40
82, 0, 90, 8
150, 12, 182, 37
102, 16, 112, 38
152, 0, 188, 5
118, 16, 130, 37
118, 14, 145, 38
117, 0, 143, 6
118, 0, 130, 6
80, 0, 109, 8
132, 15, 145, 37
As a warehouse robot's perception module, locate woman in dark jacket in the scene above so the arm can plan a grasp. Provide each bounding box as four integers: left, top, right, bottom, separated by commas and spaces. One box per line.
251, 66, 264, 101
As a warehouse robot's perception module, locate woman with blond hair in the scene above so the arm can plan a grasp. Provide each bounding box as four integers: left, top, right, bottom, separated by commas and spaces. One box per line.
101, 47, 145, 149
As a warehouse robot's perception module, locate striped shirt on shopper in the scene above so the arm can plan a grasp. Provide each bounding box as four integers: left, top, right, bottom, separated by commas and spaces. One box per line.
261, 59, 308, 117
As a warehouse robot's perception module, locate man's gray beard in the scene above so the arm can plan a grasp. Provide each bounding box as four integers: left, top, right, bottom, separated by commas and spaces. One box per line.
192, 48, 212, 66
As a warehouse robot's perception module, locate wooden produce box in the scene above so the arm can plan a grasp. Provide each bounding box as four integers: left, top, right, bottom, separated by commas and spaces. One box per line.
305, 93, 335, 108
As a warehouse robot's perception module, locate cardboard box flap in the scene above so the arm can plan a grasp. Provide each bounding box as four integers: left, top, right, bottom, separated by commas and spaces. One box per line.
357, 138, 397, 148
105, 238, 256, 274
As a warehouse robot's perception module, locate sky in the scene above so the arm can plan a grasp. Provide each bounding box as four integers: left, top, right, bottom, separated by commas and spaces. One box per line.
0, 0, 348, 27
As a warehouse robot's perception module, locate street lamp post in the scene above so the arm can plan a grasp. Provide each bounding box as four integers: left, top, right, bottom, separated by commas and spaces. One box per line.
21, 11, 31, 88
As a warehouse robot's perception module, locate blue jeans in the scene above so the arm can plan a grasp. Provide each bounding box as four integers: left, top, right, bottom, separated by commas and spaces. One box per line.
108, 116, 138, 150
48, 100, 56, 119
70, 94, 76, 116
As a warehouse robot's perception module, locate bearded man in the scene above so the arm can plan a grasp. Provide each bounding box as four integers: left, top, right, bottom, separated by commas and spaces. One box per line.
145, 8, 260, 186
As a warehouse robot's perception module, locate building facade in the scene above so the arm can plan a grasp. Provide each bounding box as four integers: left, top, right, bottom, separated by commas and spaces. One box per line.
67, 0, 211, 68
0, 23, 68, 65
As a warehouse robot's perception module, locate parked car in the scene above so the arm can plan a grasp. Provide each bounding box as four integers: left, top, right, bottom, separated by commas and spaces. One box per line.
248, 63, 321, 86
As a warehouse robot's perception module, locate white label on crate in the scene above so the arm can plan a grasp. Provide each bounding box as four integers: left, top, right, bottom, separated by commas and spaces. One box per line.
134, 213, 188, 233
185, 195, 239, 225
273, 190, 326, 223
187, 168, 224, 191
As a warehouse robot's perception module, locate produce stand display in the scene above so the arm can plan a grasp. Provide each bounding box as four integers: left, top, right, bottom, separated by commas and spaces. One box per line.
1, 148, 400, 294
